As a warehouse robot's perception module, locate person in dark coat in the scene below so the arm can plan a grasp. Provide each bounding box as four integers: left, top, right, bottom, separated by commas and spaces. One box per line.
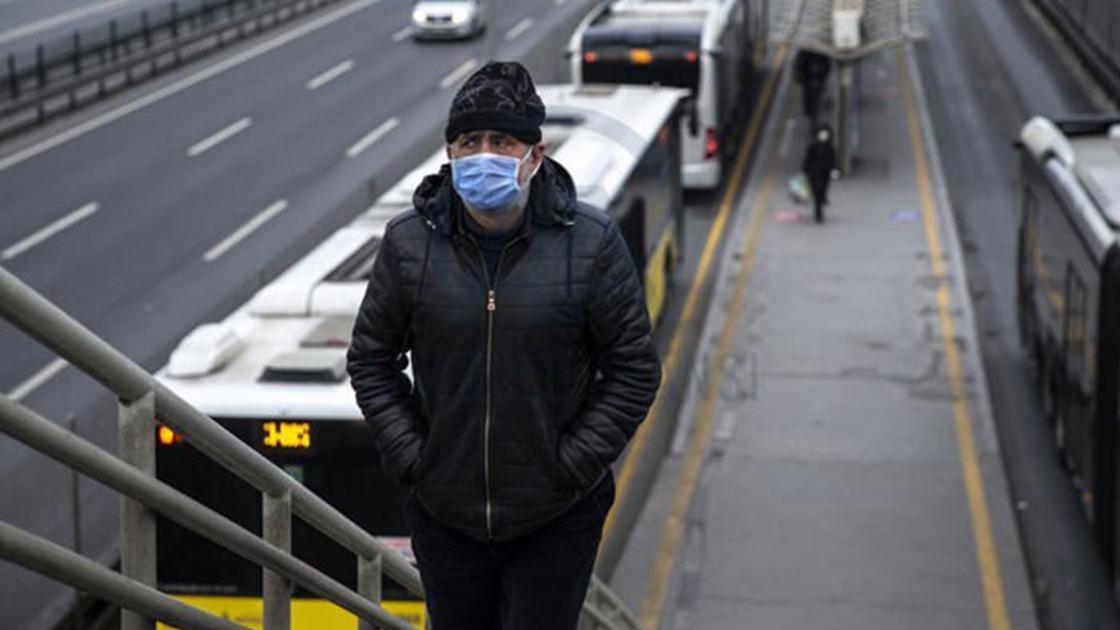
346, 61, 661, 630
802, 124, 837, 223
794, 49, 832, 124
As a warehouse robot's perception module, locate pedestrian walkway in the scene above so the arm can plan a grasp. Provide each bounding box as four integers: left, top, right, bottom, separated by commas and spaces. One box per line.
610, 46, 1039, 630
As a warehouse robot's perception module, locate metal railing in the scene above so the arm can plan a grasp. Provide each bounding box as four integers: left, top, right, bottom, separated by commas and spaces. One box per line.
0, 0, 349, 140
0, 264, 643, 630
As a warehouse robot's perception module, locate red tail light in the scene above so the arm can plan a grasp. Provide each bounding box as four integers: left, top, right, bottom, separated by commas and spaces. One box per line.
704, 127, 718, 160
685, 51, 699, 63
583, 52, 598, 64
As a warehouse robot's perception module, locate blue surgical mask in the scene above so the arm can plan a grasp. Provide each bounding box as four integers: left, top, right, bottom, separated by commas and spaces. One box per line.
451, 148, 535, 212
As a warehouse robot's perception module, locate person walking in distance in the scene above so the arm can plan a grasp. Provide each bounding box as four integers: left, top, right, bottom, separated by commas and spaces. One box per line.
802, 124, 837, 223
347, 61, 661, 629
794, 49, 832, 125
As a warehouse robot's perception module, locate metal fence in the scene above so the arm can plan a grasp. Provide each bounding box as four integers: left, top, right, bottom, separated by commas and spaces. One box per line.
0, 263, 643, 629
1033, 0, 1120, 100
0, 0, 349, 140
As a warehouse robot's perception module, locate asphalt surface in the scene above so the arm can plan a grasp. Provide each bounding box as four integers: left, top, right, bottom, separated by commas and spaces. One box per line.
917, 0, 1118, 628
0, 0, 598, 626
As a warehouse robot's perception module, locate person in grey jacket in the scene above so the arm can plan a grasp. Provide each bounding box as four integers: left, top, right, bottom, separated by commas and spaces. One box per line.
346, 61, 661, 629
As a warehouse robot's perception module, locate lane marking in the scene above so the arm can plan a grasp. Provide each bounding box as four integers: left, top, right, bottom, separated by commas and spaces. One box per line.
0, 0, 132, 46
601, 45, 789, 551
637, 92, 789, 630
203, 199, 287, 262
187, 117, 251, 157
554, 0, 567, 5
2, 202, 99, 260
306, 58, 354, 90
897, 47, 1012, 630
392, 25, 413, 42
504, 17, 533, 41
8, 358, 68, 402
439, 58, 479, 90
346, 117, 399, 158
0, 0, 386, 173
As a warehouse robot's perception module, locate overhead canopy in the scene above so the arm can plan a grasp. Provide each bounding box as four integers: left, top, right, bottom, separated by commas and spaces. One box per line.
770, 0, 927, 61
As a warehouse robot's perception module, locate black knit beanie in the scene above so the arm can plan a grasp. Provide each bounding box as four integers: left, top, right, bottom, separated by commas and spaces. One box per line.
444, 61, 546, 145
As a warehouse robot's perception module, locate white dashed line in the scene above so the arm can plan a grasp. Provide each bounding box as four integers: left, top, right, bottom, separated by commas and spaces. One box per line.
554, 0, 567, 6
203, 200, 288, 262
0, 0, 384, 173
187, 118, 252, 157
306, 59, 355, 90
392, 25, 413, 42
440, 58, 479, 90
9, 359, 68, 402
2, 202, 99, 261
504, 17, 532, 41
346, 117, 400, 158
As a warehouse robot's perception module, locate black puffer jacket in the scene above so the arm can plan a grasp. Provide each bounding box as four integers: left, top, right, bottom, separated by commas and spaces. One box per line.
347, 157, 661, 542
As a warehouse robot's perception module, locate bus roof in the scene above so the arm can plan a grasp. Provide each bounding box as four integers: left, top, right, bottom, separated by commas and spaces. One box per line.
157, 84, 684, 420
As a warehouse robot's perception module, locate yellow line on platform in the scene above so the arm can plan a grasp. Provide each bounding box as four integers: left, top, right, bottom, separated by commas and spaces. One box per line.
601, 45, 790, 549
897, 48, 1012, 630
636, 77, 791, 630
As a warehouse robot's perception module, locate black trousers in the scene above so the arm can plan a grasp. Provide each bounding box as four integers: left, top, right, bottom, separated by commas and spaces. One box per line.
406, 474, 615, 630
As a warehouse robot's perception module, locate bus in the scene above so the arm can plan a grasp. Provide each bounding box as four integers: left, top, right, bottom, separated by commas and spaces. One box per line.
1016, 115, 1120, 578
568, 0, 760, 190
153, 83, 685, 629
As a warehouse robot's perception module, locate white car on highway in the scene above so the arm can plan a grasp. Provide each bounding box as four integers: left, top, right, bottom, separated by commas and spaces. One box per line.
411, 0, 486, 40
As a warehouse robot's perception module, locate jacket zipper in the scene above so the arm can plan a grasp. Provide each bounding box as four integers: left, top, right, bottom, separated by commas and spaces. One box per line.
471, 235, 522, 540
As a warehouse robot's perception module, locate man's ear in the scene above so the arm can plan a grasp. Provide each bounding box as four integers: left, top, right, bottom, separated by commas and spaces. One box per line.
446, 145, 454, 160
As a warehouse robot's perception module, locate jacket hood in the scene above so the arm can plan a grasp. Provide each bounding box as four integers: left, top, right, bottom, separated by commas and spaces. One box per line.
411, 156, 577, 234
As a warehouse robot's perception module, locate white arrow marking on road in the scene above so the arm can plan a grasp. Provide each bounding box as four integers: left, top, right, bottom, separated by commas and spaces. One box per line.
203, 200, 288, 262
504, 18, 533, 41
187, 117, 252, 157
347, 117, 400, 158
440, 58, 479, 90
0, 0, 385, 173
9, 358, 68, 402
2, 202, 99, 260
306, 59, 355, 90
392, 26, 413, 42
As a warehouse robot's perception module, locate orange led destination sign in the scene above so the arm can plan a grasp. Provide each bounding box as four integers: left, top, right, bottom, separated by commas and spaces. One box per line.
261, 421, 311, 450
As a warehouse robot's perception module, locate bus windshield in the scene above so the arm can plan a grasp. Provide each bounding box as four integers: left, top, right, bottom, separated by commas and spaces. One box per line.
581, 25, 702, 92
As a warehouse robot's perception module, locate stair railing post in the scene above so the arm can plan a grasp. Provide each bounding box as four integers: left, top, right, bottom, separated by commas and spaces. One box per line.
262, 489, 292, 630
119, 391, 157, 630
357, 552, 383, 630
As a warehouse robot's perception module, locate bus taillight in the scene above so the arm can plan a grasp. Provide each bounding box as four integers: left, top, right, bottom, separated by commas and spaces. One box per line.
584, 51, 598, 64
685, 51, 699, 63
704, 127, 718, 160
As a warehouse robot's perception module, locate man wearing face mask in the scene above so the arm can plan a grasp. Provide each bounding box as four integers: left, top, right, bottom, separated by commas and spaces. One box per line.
347, 61, 661, 629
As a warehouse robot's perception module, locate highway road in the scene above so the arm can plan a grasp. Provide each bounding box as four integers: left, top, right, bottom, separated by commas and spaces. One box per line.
0, 0, 596, 626
918, 0, 1117, 628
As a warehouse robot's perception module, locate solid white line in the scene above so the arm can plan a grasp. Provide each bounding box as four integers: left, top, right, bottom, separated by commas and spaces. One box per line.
306, 59, 354, 90
203, 200, 287, 262
392, 25, 413, 42
2, 202, 99, 260
9, 359, 68, 402
187, 117, 251, 157
504, 17, 532, 41
346, 117, 399, 158
0, 0, 385, 173
0, 0, 132, 46
439, 58, 479, 90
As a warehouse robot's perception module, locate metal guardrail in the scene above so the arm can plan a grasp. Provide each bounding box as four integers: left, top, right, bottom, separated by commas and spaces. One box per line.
0, 0, 347, 140
0, 264, 644, 629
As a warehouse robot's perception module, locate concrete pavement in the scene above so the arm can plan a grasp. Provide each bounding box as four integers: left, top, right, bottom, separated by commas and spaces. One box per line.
612, 47, 1038, 630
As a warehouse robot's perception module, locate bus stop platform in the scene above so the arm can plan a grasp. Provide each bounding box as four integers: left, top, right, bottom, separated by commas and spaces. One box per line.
608, 46, 1039, 630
